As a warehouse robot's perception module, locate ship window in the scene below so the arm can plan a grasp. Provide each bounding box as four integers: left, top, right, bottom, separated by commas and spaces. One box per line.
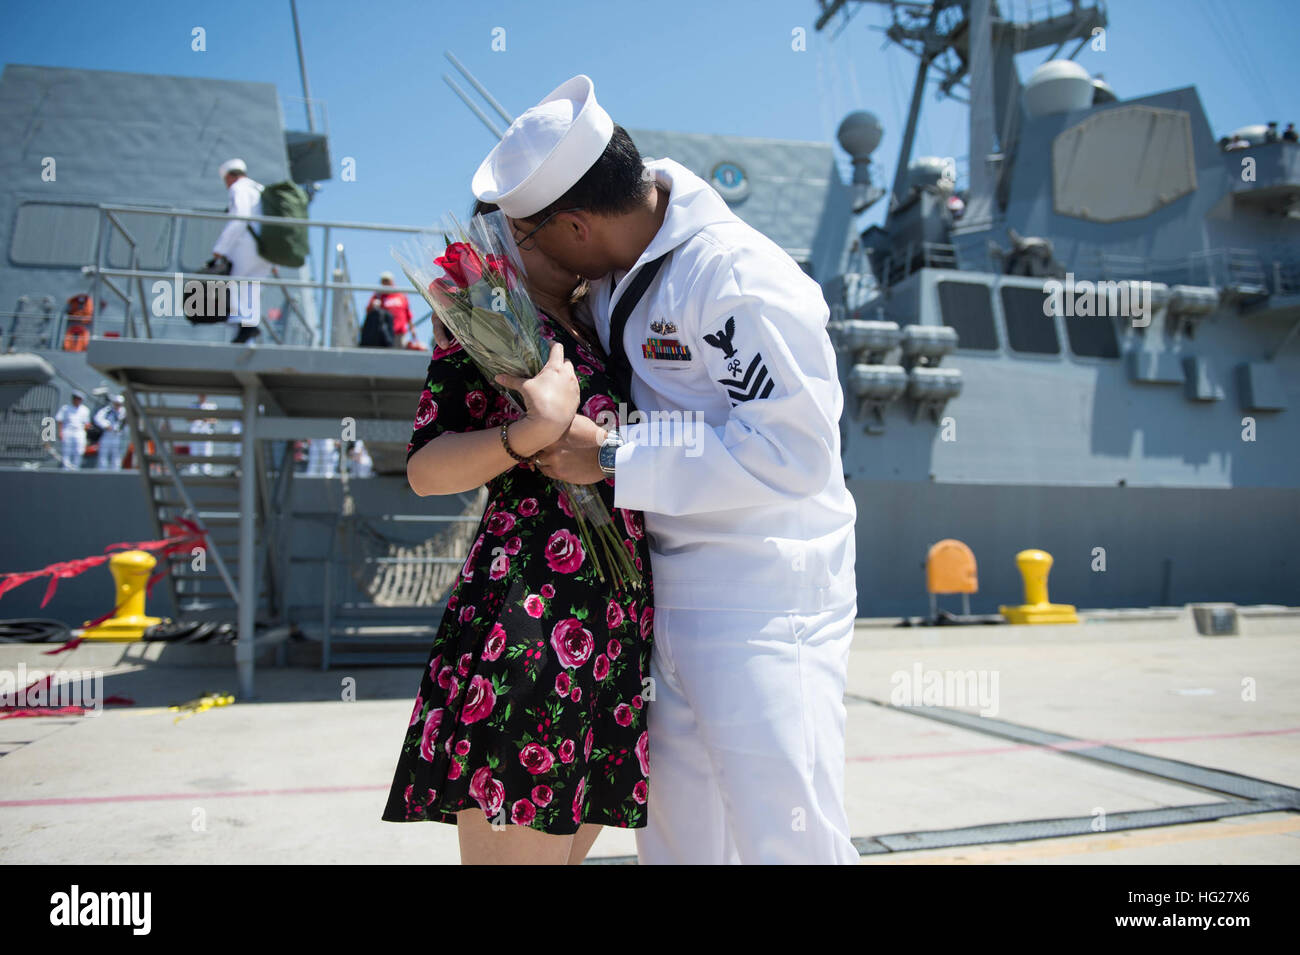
937, 280, 999, 350
179, 215, 227, 273
1000, 286, 1060, 355
1064, 312, 1120, 358
105, 211, 174, 271
10, 203, 99, 267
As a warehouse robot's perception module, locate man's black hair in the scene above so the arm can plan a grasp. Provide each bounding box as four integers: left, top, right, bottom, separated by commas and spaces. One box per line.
520, 125, 649, 223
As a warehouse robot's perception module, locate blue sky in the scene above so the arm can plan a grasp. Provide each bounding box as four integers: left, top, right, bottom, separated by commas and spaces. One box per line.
2, 0, 1297, 320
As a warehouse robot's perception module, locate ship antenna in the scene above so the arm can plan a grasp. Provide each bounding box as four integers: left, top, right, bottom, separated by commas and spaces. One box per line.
289, 0, 316, 132
815, 0, 1108, 226
442, 53, 514, 141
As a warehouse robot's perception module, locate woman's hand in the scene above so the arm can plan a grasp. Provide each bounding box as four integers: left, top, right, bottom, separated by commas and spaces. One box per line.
496, 343, 580, 445
533, 414, 608, 484
429, 313, 453, 350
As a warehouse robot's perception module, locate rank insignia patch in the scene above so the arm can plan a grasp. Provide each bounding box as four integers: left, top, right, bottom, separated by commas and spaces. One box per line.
643, 337, 692, 361
703, 316, 739, 358
716, 352, 775, 404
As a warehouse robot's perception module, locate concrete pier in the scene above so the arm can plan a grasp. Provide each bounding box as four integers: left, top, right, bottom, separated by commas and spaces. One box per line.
1, 606, 1296, 864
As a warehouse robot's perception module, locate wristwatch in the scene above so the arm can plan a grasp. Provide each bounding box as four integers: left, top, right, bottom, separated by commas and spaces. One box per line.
598, 430, 623, 478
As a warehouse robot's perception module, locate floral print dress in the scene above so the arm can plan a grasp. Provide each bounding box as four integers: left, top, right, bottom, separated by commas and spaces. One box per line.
381, 310, 654, 834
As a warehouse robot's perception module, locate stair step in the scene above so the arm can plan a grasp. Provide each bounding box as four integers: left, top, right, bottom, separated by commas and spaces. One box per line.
154, 494, 243, 502
151, 428, 245, 442
131, 384, 243, 397
289, 603, 450, 619
167, 542, 241, 555
150, 476, 241, 487
146, 454, 243, 466
171, 562, 242, 574
175, 514, 250, 525
156, 519, 253, 531
173, 587, 263, 598
141, 406, 245, 420
150, 504, 244, 511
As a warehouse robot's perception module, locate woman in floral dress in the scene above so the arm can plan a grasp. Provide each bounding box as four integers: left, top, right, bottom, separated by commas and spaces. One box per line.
381, 204, 654, 865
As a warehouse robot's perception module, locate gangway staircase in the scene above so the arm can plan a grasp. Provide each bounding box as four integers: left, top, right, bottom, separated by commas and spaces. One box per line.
88, 334, 455, 698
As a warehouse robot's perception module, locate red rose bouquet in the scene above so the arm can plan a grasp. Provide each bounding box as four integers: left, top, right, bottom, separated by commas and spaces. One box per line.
392, 211, 642, 590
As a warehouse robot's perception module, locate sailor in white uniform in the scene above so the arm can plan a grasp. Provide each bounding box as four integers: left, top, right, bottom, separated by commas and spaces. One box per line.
349, 439, 373, 478
307, 438, 338, 477
54, 390, 91, 470
187, 396, 219, 476
472, 76, 859, 864
93, 394, 128, 470
212, 158, 272, 343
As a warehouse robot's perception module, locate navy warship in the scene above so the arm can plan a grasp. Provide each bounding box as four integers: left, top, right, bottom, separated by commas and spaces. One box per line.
0, 1, 1296, 698
810, 0, 1298, 616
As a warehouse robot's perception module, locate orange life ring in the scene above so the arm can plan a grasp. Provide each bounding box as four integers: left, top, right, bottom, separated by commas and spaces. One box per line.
63, 322, 90, 352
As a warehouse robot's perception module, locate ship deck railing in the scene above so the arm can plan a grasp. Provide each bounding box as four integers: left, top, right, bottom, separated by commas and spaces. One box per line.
880, 241, 961, 287
866, 239, 1300, 303
1091, 247, 1300, 297
22, 201, 440, 351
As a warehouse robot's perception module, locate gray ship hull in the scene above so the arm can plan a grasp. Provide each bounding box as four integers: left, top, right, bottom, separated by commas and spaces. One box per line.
849, 477, 1299, 617
4, 467, 1294, 628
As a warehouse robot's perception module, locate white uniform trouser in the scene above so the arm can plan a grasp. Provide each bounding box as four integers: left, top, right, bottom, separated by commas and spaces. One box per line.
224, 252, 272, 327
97, 431, 124, 470
308, 439, 337, 477
635, 602, 859, 865
187, 423, 215, 476
60, 435, 85, 470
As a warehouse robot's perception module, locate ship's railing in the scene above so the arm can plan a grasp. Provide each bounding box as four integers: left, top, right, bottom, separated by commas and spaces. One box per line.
1092, 247, 1298, 297
73, 203, 432, 349
1, 305, 62, 352
0, 382, 59, 466
880, 241, 961, 286
1002, 0, 1107, 26
1268, 259, 1300, 296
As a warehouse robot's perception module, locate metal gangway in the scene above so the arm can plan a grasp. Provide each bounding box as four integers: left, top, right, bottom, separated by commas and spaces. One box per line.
77, 203, 482, 697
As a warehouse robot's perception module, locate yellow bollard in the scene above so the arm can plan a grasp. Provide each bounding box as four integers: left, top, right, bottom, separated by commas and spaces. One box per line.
998, 549, 1079, 624
79, 550, 165, 641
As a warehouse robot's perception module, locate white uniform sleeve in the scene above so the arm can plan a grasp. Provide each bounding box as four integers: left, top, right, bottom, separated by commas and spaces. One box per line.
93, 406, 112, 430
612, 248, 843, 516
213, 181, 256, 259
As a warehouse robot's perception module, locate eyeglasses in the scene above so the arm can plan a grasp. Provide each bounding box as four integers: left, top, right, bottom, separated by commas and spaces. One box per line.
512, 207, 582, 251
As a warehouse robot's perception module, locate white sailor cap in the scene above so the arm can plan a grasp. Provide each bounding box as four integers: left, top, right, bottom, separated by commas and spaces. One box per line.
111, 394, 125, 403
71, 389, 85, 399
379, 271, 395, 282
218, 158, 247, 178
472, 75, 613, 218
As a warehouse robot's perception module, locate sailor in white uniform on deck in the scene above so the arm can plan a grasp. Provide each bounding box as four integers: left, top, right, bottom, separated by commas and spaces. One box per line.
472, 75, 859, 864
93, 394, 128, 470
212, 158, 273, 343
54, 390, 91, 470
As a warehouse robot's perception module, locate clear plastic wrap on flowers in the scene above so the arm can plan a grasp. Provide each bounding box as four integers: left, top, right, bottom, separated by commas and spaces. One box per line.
392, 210, 642, 591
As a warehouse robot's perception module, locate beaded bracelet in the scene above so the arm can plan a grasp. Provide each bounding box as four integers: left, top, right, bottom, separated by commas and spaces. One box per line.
500, 422, 531, 463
